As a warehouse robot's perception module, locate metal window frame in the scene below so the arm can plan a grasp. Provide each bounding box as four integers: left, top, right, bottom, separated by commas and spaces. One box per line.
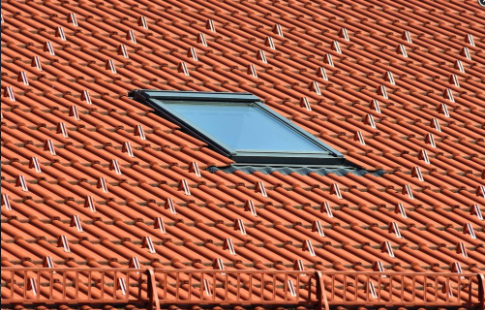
132, 90, 345, 166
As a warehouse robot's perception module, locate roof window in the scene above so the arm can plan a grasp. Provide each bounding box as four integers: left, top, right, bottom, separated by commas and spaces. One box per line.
133, 90, 345, 166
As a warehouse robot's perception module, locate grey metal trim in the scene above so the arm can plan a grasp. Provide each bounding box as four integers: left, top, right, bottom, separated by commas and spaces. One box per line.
133, 89, 259, 102
209, 166, 386, 177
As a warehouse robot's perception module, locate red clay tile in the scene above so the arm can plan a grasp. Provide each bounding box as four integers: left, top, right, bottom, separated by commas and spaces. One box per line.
1, 0, 484, 308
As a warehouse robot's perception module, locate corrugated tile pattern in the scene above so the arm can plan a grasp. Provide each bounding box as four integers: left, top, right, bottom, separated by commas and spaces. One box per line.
6, 306, 432, 310
2, 307, 466, 310
1, 0, 484, 304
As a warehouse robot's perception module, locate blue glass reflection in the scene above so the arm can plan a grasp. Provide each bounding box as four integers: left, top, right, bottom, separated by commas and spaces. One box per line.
162, 101, 325, 152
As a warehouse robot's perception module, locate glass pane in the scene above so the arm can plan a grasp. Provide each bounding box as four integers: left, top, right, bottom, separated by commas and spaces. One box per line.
157, 100, 326, 153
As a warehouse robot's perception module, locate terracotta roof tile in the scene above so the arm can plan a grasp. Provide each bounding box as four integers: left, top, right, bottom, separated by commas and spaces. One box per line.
1, 0, 484, 308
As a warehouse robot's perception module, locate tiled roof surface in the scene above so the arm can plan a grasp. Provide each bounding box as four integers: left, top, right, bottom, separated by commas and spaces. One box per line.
3, 306, 399, 310
1, 0, 484, 307
4, 307, 459, 310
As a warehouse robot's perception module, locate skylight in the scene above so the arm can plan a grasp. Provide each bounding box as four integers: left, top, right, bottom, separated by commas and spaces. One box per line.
133, 90, 345, 166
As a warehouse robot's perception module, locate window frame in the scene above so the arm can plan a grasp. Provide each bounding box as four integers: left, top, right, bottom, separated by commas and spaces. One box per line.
132, 90, 345, 166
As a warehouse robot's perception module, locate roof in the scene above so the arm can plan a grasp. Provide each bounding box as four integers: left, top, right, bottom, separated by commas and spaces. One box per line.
1, 0, 484, 309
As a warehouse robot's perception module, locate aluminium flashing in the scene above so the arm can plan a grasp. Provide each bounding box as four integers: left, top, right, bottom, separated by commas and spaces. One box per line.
131, 89, 260, 102
208, 165, 385, 177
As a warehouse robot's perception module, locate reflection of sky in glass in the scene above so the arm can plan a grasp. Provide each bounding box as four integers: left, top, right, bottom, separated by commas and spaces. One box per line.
161, 101, 325, 152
